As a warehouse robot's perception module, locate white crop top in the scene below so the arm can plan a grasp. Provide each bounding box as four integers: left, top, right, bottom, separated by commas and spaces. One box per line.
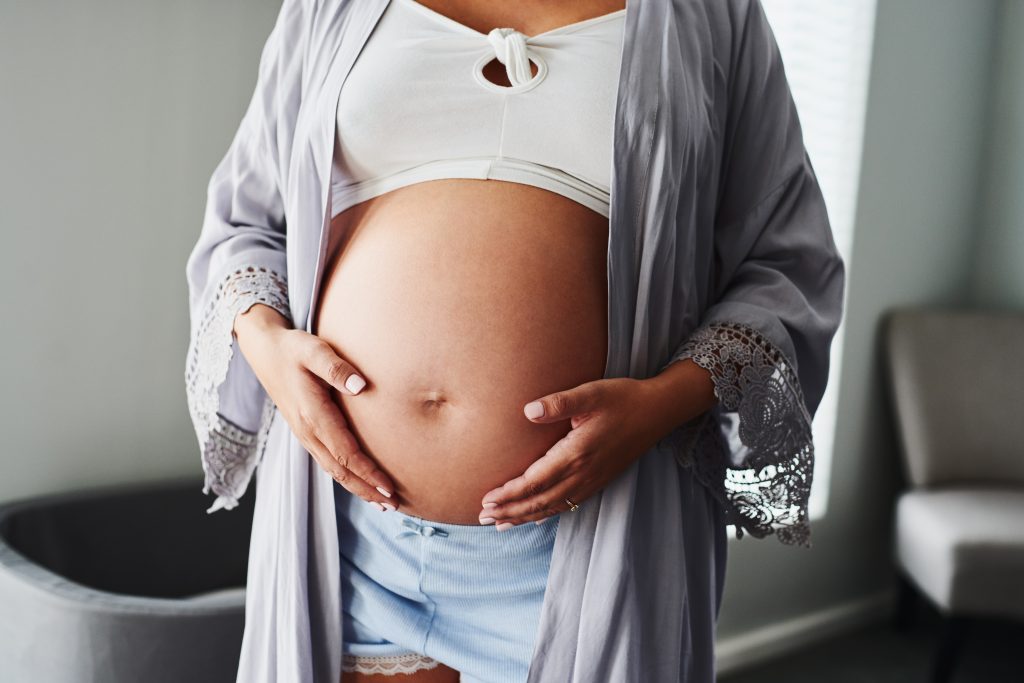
330, 0, 626, 220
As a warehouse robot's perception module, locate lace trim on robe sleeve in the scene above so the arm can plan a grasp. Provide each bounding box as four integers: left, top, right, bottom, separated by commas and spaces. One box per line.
661, 321, 815, 548
184, 265, 291, 514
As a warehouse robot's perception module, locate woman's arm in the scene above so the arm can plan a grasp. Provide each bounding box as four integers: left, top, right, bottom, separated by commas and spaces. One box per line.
184, 0, 316, 514
657, 0, 846, 548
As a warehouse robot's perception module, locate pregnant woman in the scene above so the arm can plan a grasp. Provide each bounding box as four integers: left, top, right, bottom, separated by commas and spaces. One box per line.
184, 0, 846, 681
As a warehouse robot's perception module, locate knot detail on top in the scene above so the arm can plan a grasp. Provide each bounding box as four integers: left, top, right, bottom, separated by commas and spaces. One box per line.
486, 28, 534, 86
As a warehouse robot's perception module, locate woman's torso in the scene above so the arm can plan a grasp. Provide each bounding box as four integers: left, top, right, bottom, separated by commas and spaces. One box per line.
313, 0, 625, 524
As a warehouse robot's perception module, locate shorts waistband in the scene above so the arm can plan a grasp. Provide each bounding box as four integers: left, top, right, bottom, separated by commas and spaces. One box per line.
334, 482, 559, 560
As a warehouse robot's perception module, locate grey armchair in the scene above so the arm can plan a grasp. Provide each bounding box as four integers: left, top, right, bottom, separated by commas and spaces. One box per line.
883, 307, 1024, 683
0, 478, 253, 683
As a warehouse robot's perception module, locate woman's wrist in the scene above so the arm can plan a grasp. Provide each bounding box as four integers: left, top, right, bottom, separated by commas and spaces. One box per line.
638, 358, 719, 440
233, 302, 292, 341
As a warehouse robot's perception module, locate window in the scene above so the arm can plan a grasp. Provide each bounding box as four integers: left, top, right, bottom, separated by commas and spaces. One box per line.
760, 0, 878, 522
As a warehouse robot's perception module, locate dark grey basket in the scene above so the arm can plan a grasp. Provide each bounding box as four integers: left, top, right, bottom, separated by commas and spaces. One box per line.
0, 477, 254, 683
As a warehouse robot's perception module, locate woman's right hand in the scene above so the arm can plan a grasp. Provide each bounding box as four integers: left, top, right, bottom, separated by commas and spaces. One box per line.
233, 303, 398, 512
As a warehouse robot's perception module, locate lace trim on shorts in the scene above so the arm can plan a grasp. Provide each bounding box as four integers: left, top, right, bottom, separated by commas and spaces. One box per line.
341, 651, 443, 675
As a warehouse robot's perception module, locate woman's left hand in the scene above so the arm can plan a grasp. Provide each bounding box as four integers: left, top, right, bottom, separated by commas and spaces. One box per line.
478, 377, 677, 528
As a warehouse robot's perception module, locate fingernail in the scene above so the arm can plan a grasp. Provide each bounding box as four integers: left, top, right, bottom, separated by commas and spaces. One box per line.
478, 517, 495, 525
376, 486, 392, 498
482, 501, 498, 509
346, 374, 366, 395
535, 516, 549, 525
524, 401, 544, 419
381, 502, 396, 512
495, 522, 514, 531
369, 501, 385, 512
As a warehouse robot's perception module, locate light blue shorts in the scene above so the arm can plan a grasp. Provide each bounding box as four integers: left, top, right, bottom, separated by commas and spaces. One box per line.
333, 482, 560, 683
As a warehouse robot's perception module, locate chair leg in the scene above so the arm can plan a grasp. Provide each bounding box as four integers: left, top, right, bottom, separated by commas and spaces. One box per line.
893, 572, 918, 632
929, 614, 969, 683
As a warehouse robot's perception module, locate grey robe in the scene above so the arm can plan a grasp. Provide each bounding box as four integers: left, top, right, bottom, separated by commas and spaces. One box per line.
183, 0, 846, 680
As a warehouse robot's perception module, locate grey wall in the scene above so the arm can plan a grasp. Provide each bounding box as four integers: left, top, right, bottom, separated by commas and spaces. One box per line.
716, 0, 1007, 651
0, 0, 281, 502
0, 0, 1019, 669
969, 0, 1024, 308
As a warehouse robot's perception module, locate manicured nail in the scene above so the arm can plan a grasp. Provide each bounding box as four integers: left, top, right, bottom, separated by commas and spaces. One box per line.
381, 502, 396, 512
495, 522, 514, 531
376, 486, 392, 498
482, 501, 498, 509
524, 401, 544, 419
479, 517, 495, 525
346, 374, 366, 395
369, 501, 385, 512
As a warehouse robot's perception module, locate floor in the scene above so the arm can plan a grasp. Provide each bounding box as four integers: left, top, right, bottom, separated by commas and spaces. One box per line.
719, 601, 1024, 683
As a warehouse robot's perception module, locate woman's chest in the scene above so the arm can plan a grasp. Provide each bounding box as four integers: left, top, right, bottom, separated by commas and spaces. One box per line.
331, 0, 626, 210
289, 0, 720, 340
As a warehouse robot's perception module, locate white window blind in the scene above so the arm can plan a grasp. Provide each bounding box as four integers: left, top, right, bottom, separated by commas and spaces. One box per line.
757, 0, 878, 524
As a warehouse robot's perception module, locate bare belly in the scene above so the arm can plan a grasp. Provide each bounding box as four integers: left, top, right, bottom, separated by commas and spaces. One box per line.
313, 179, 609, 524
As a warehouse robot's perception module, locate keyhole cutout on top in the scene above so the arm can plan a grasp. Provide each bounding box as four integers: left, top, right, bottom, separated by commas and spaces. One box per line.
480, 55, 539, 88
472, 51, 549, 94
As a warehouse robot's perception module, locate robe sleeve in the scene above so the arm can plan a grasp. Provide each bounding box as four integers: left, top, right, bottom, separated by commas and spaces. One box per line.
657, 0, 846, 548
184, 0, 314, 514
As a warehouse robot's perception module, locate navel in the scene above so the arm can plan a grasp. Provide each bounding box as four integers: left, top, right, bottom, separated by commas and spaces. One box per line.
419, 390, 450, 412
